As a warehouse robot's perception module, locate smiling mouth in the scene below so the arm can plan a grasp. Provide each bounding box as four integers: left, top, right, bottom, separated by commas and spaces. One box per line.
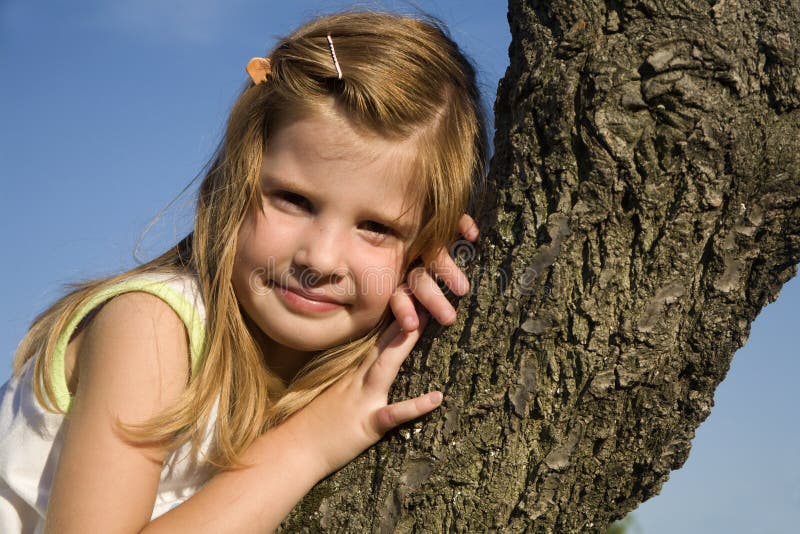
270, 280, 346, 313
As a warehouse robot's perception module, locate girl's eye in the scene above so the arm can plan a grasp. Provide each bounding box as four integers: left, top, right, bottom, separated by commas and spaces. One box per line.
360, 220, 395, 238
273, 191, 312, 212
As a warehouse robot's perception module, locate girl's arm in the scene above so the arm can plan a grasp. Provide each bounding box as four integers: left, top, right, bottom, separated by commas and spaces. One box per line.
45, 292, 194, 532
45, 291, 437, 533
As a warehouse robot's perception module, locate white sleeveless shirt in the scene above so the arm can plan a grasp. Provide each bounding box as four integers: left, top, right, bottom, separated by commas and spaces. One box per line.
0, 271, 217, 533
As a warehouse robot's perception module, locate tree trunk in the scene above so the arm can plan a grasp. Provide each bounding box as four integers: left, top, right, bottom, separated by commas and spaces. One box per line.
280, 0, 800, 531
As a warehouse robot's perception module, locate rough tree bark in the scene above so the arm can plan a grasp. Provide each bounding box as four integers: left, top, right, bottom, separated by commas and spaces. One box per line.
281, 0, 800, 531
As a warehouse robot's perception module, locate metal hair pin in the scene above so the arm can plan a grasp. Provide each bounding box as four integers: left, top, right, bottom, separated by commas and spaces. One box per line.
326, 34, 343, 80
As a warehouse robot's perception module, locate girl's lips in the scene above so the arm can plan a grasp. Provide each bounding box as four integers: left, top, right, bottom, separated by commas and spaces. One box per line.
272, 281, 345, 313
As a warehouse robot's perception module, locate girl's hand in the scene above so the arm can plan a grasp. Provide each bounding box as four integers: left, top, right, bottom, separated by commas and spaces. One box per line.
391, 214, 479, 331
285, 314, 440, 476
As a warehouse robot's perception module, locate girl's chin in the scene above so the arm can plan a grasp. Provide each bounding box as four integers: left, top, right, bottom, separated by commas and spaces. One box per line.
255, 324, 350, 353
268, 332, 355, 352
261, 322, 379, 355
243, 305, 385, 355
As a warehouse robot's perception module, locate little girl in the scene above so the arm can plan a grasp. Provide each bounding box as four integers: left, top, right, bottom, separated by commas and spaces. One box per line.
0, 10, 487, 532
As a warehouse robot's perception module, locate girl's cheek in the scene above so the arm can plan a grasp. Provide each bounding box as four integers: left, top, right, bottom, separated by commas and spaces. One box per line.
259, 209, 303, 242
356, 250, 404, 301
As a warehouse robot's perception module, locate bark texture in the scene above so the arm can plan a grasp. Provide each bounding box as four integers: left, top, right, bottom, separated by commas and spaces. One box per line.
281, 0, 800, 531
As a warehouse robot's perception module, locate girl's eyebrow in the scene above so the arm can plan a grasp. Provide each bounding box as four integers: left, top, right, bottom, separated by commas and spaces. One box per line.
260, 171, 309, 193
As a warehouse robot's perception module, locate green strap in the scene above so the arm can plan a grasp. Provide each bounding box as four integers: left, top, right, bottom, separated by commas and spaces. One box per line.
50, 276, 206, 413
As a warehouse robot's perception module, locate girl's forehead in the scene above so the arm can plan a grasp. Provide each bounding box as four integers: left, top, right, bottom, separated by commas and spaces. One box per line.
272, 107, 417, 160
263, 111, 424, 221
270, 111, 419, 180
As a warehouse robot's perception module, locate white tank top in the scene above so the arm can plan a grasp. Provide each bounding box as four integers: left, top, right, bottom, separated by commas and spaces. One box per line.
0, 271, 218, 532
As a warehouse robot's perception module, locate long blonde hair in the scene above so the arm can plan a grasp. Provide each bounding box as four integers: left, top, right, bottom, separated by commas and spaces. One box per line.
13, 10, 488, 471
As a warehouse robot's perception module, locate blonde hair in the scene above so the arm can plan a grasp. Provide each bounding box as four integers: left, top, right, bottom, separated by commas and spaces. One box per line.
13, 10, 487, 471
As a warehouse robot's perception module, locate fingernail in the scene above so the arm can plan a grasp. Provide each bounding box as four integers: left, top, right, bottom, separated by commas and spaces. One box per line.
429, 391, 443, 405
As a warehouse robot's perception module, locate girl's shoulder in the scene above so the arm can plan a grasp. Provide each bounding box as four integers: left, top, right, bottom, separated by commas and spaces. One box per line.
57, 269, 208, 413
102, 270, 207, 327
69, 285, 194, 405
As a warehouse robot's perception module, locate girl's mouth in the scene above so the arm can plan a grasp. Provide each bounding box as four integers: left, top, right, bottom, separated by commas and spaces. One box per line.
271, 280, 346, 313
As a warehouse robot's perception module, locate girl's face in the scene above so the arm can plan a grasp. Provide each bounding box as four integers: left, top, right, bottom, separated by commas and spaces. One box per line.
232, 109, 421, 375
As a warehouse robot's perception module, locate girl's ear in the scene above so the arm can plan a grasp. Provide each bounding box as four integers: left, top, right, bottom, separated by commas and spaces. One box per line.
246, 57, 271, 85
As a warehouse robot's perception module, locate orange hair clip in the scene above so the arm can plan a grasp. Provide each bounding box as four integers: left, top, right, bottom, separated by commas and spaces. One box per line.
246, 57, 271, 85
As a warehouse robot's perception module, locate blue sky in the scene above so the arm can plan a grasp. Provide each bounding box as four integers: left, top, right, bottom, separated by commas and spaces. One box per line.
1, 2, 797, 532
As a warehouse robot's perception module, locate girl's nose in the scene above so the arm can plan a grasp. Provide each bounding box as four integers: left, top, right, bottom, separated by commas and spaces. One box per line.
292, 223, 347, 283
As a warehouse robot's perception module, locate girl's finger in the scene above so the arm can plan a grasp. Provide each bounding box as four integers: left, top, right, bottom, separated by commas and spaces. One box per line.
389, 284, 419, 332
458, 213, 479, 241
372, 391, 443, 435
430, 248, 470, 296
364, 313, 429, 393
407, 267, 456, 324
